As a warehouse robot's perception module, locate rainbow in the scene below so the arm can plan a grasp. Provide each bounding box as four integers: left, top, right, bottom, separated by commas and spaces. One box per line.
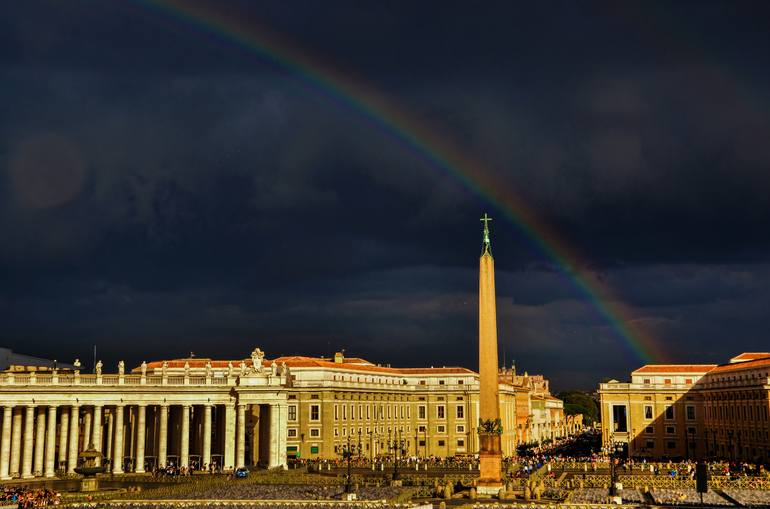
138, 0, 665, 364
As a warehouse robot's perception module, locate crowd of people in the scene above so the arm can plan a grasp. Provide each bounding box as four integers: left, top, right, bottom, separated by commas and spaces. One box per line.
1, 487, 61, 508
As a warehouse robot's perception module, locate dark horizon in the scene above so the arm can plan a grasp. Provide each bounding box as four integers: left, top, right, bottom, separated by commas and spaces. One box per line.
3, 1, 770, 391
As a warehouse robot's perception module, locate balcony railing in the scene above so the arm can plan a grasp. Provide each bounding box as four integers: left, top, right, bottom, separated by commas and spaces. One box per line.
0, 372, 242, 387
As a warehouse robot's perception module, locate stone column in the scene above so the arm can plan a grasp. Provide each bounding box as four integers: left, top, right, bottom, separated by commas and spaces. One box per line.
223, 404, 235, 471
202, 405, 212, 470
236, 404, 246, 469
33, 407, 46, 476
82, 409, 92, 450
10, 409, 22, 478
92, 405, 103, 466
158, 405, 168, 468
44, 406, 57, 477
135, 405, 146, 473
105, 411, 114, 463
21, 406, 35, 478
67, 406, 79, 474
0, 406, 13, 479
180, 405, 190, 468
58, 410, 69, 470
268, 404, 288, 468
113, 405, 124, 474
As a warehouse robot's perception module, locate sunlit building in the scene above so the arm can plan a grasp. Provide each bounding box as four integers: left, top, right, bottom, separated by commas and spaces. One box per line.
0, 348, 571, 479
599, 352, 770, 462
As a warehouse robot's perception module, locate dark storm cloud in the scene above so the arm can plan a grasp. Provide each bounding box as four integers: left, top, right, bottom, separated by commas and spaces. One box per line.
2, 1, 770, 389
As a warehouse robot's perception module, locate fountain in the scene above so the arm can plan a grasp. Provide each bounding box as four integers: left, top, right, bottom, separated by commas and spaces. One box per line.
74, 445, 106, 492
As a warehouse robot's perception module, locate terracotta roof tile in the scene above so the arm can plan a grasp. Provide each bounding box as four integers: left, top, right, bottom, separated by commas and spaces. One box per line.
137, 355, 475, 376
730, 352, 770, 362
711, 357, 770, 373
633, 364, 717, 374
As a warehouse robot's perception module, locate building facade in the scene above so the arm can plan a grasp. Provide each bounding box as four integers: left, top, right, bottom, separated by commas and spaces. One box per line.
0, 348, 569, 480
599, 352, 770, 462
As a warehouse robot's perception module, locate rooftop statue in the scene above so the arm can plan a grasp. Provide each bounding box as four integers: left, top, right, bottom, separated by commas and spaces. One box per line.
251, 348, 265, 372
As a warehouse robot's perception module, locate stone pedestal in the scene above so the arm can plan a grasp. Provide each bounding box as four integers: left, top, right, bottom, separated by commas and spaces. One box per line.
80, 477, 99, 492
477, 432, 503, 491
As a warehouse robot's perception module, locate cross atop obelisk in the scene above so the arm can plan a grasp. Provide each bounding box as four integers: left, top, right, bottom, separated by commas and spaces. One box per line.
480, 213, 492, 255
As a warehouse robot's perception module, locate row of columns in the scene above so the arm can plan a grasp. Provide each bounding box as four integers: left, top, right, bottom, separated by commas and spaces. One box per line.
0, 402, 286, 479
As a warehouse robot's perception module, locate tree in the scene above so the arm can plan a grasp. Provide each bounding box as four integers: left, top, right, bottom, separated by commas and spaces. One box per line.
557, 390, 599, 425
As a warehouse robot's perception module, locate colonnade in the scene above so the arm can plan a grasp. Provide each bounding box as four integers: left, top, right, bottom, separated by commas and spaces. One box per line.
0, 401, 287, 479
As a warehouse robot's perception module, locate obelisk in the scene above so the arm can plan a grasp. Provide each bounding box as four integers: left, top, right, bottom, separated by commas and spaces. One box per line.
477, 213, 503, 492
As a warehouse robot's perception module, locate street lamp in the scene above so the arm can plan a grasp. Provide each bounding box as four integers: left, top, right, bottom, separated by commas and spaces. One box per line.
343, 435, 353, 494
357, 429, 362, 461
608, 441, 624, 498
388, 429, 405, 480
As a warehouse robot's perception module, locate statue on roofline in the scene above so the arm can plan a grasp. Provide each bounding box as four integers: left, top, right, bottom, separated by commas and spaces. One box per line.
251, 348, 265, 372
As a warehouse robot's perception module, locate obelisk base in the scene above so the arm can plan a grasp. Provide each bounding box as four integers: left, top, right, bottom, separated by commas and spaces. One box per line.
477, 432, 503, 494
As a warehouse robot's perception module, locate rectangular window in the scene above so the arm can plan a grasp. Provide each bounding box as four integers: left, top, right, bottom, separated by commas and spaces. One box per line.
666, 426, 675, 435
667, 441, 676, 449
645, 426, 654, 434
456, 425, 465, 433
645, 440, 654, 449
418, 405, 427, 420
343, 405, 347, 420
664, 378, 672, 385
288, 405, 297, 421
418, 425, 426, 432
644, 405, 653, 419
310, 428, 320, 438
334, 404, 339, 421
665, 405, 674, 420
686, 406, 695, 420
359, 405, 362, 420
351, 404, 355, 420
419, 440, 426, 447
457, 439, 465, 448
438, 440, 445, 447
643, 378, 651, 384
612, 405, 628, 432
439, 380, 445, 385
685, 378, 693, 384
367, 405, 371, 419
288, 428, 297, 438
310, 445, 319, 454
437, 405, 446, 419
458, 380, 464, 385
310, 404, 320, 421
687, 426, 697, 436
456, 405, 465, 419
437, 425, 446, 433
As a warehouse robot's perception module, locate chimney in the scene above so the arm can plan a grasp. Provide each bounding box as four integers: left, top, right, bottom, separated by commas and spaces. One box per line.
334, 352, 344, 364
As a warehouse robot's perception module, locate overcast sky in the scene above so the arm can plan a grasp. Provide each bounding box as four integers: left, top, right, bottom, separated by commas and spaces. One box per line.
2, 1, 770, 389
